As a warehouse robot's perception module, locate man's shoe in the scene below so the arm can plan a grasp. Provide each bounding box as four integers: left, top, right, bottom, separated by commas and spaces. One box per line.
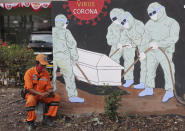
69, 97, 84, 103
138, 88, 153, 97
123, 80, 134, 88
162, 90, 174, 103
42, 116, 54, 127
27, 121, 36, 131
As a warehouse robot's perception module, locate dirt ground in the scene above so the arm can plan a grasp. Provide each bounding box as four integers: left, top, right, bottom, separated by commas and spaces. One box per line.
56, 79, 185, 116
1, 80, 185, 130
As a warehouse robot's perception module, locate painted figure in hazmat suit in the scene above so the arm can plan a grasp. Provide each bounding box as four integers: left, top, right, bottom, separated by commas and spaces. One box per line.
119, 11, 148, 88
52, 14, 84, 103
106, 8, 125, 64
138, 2, 180, 103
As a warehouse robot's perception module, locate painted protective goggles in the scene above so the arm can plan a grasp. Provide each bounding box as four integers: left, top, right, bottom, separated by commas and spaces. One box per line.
148, 6, 163, 17
55, 18, 69, 24
111, 17, 117, 21
121, 13, 129, 26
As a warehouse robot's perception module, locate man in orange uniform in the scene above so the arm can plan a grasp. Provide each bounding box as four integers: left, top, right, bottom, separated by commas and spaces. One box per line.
24, 54, 61, 130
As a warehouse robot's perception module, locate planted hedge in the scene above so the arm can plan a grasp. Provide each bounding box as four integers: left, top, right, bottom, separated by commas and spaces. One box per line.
0, 44, 35, 86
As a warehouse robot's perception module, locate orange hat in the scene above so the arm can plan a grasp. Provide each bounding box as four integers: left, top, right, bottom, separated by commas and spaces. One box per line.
36, 54, 49, 65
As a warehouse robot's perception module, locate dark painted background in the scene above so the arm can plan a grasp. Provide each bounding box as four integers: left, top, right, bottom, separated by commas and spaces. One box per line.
52, 0, 185, 97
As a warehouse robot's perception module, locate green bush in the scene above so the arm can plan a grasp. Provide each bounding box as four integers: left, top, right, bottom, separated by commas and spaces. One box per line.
0, 44, 35, 85
104, 89, 122, 121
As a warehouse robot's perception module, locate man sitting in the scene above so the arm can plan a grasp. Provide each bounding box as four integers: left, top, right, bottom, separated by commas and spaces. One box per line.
24, 54, 61, 130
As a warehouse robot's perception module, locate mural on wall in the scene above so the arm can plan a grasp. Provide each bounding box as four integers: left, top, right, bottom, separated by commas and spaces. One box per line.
72, 48, 124, 86
52, 14, 85, 103
62, 0, 111, 26
138, 2, 180, 103
52, 0, 185, 105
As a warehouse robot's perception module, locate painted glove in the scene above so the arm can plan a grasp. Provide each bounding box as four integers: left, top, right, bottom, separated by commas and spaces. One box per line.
149, 42, 158, 49
72, 60, 78, 66
117, 44, 123, 49
125, 44, 132, 48
139, 52, 146, 60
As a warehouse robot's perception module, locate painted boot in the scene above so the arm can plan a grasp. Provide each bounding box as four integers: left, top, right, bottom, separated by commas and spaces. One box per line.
162, 90, 174, 103
138, 88, 153, 97
123, 80, 134, 88
134, 82, 145, 89
69, 97, 84, 103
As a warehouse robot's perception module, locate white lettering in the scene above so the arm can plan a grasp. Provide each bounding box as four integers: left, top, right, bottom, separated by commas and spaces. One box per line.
77, 9, 80, 14
94, 9, 97, 14
73, 9, 98, 14
81, 9, 84, 14
73, 9, 76, 14
85, 9, 89, 14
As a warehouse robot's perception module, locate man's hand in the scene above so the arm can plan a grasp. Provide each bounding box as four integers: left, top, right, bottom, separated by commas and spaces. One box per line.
48, 89, 53, 94
139, 52, 146, 60
149, 42, 158, 49
39, 92, 50, 97
47, 88, 54, 97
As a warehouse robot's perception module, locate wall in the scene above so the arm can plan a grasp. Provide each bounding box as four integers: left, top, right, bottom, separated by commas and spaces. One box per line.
52, 0, 185, 98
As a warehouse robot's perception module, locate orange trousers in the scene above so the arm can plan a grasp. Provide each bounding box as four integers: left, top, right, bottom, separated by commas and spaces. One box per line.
25, 93, 61, 122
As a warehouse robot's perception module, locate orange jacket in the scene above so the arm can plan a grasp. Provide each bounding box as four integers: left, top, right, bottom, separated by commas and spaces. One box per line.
24, 67, 52, 93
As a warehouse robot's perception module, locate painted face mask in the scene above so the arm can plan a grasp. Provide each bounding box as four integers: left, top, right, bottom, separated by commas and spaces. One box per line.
63, 21, 69, 28
114, 20, 120, 25
123, 21, 130, 29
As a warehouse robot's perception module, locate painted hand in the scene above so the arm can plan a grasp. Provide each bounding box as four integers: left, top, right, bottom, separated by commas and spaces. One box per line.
72, 60, 78, 65
117, 44, 123, 49
125, 44, 132, 48
149, 42, 158, 49
139, 52, 146, 60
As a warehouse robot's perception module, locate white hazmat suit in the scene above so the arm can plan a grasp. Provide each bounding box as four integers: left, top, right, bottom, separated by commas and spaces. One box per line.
119, 11, 147, 88
106, 8, 125, 64
138, 2, 180, 103
52, 14, 84, 103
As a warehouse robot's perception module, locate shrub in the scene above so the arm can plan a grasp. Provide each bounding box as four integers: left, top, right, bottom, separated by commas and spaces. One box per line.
104, 89, 122, 121
0, 44, 35, 85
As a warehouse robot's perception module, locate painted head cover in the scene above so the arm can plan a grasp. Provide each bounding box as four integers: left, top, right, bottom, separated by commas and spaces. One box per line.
110, 8, 125, 23
55, 14, 69, 28
147, 2, 165, 21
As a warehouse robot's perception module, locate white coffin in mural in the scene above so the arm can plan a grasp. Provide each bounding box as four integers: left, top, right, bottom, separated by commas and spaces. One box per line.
73, 48, 124, 86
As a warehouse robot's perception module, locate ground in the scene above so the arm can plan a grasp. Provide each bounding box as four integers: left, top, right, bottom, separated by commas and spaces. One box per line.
1, 80, 185, 130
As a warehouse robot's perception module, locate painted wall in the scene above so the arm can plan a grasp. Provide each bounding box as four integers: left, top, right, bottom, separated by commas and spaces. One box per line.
52, 0, 185, 101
